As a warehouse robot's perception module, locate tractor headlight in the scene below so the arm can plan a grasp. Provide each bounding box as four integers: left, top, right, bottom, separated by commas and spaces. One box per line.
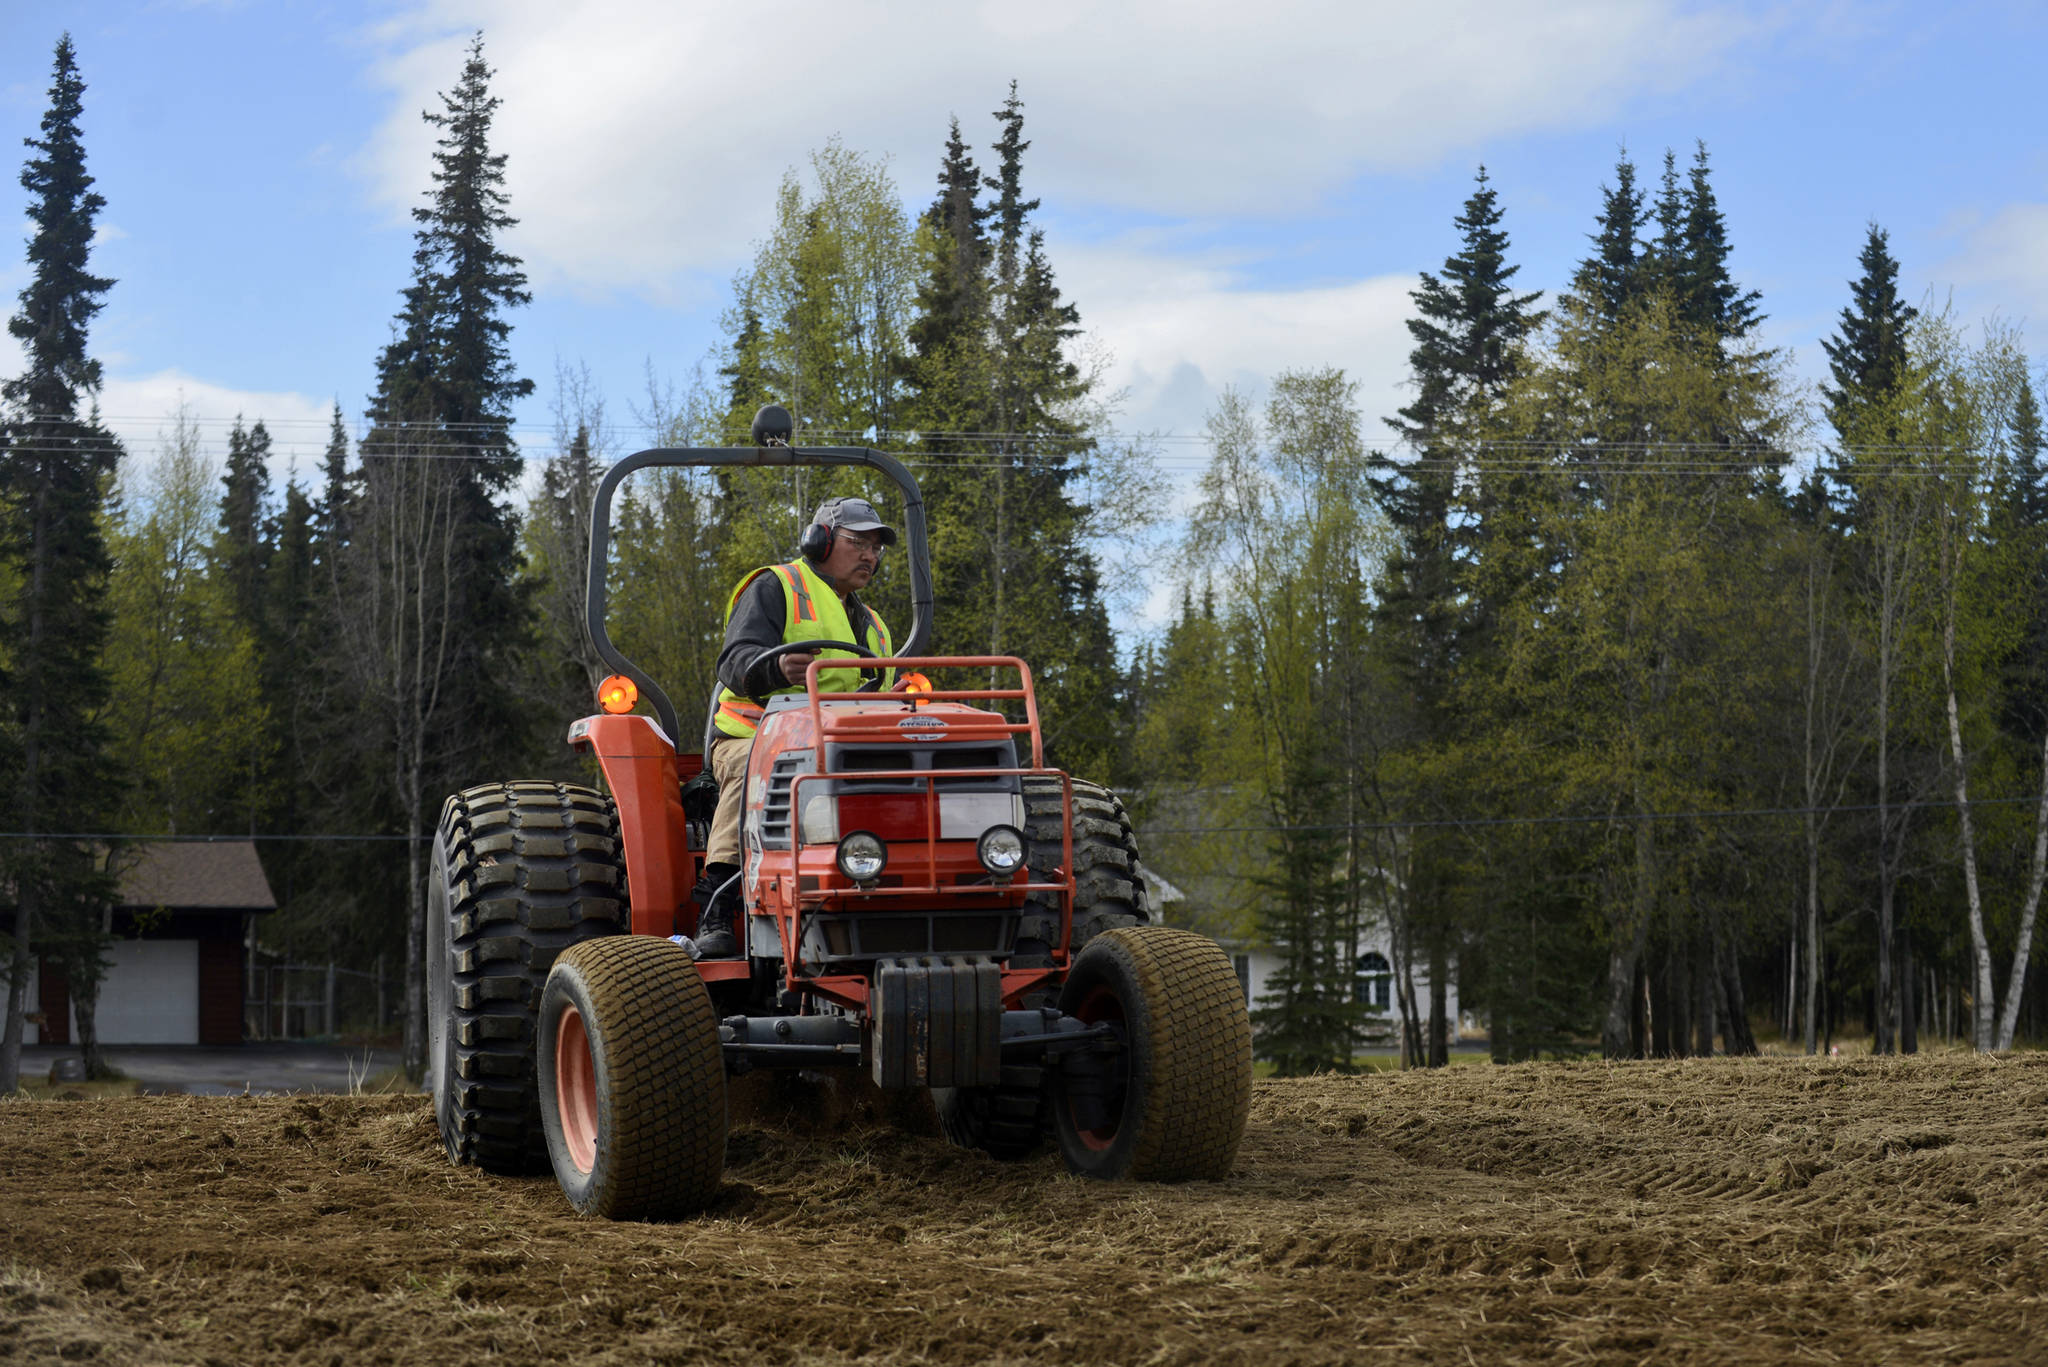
976, 824, 1026, 876
835, 831, 888, 882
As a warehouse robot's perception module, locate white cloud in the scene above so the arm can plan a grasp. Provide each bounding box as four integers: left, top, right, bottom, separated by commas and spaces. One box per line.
94, 370, 339, 486
1939, 202, 2048, 325
360, 0, 1773, 297
1062, 239, 1417, 440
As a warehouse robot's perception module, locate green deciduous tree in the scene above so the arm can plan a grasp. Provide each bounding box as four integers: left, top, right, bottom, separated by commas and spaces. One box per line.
103, 408, 272, 837
718, 138, 921, 582
1186, 372, 1385, 1073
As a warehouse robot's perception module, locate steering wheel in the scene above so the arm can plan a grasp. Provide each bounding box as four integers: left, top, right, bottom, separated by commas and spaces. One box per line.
750, 639, 884, 694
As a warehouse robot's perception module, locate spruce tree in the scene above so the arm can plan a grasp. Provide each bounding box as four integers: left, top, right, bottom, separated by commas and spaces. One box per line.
718, 306, 773, 433
1999, 375, 2048, 753
1377, 166, 1545, 683
984, 84, 1039, 318
316, 401, 350, 557
1568, 151, 1647, 326
971, 91, 1119, 778
1678, 143, 1762, 343
217, 416, 273, 627
1643, 149, 1686, 303
1372, 166, 1543, 1065
0, 34, 124, 1089
348, 31, 538, 1079
1820, 224, 1917, 443
357, 27, 536, 774
2005, 375, 2048, 531
901, 116, 994, 448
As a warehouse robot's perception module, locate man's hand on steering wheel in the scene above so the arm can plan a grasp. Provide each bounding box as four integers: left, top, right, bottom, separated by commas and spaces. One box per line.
752, 639, 884, 694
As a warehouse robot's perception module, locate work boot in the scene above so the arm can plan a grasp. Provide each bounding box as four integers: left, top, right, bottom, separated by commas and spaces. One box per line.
691, 864, 741, 958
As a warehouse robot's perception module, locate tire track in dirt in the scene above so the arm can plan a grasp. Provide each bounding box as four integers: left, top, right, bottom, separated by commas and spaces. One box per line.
5, 1056, 2046, 1365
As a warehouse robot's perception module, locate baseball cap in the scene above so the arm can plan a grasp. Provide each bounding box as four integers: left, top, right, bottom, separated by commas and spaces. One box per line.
814, 496, 898, 546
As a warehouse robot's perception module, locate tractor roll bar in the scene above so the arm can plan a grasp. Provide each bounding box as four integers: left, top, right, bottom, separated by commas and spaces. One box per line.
584, 441, 934, 747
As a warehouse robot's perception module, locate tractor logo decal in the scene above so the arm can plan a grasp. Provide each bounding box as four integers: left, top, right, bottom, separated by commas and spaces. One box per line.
897, 716, 948, 734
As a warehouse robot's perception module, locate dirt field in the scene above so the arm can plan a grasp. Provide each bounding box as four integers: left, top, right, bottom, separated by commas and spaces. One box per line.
4, 1054, 2046, 1366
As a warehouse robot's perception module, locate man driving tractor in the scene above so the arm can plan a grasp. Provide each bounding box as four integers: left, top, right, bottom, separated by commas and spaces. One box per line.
692, 495, 900, 955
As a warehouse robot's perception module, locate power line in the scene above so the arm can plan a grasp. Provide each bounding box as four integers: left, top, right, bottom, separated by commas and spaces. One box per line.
1142, 793, 2044, 836
7, 793, 2040, 845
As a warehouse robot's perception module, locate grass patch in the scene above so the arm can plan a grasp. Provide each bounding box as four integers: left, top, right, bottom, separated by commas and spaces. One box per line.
14, 1075, 144, 1101
350, 1066, 418, 1096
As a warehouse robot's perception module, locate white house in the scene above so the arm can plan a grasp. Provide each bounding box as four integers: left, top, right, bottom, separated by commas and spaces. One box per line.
1137, 864, 1458, 1055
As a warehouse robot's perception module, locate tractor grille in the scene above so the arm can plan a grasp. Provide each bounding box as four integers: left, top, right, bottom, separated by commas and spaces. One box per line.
826, 742, 1018, 790
758, 749, 814, 850
810, 912, 1014, 960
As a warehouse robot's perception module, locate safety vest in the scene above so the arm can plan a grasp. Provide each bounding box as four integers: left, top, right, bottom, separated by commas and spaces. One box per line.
712, 559, 896, 739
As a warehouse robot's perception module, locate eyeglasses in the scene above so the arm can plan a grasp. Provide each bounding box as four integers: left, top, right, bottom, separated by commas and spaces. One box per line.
843, 535, 887, 559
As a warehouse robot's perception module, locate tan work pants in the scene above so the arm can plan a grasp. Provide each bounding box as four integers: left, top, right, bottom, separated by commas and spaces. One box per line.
704, 733, 753, 867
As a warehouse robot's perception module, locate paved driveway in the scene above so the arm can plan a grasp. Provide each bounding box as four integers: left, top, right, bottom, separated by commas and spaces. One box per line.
21, 1043, 410, 1096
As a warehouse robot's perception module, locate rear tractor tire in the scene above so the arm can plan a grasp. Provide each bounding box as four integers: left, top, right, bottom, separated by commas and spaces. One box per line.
933, 1063, 1046, 1161
537, 936, 728, 1219
1019, 775, 1149, 956
428, 781, 627, 1175
1050, 926, 1251, 1182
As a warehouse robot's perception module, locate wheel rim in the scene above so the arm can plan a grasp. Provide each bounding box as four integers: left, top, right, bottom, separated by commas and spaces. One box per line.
554, 1004, 599, 1174
1066, 984, 1129, 1151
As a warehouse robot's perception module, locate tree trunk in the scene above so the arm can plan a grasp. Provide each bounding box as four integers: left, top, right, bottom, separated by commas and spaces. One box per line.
1899, 923, 1917, 1055
1943, 606, 1995, 1050
0, 888, 33, 1094
403, 796, 427, 1081
1803, 819, 1822, 1055
1719, 925, 1758, 1055
1631, 957, 1649, 1059
1603, 822, 1655, 1059
1394, 928, 1424, 1070
1693, 927, 1717, 1057
72, 972, 109, 1079
1875, 658, 1896, 1057
1426, 937, 1449, 1067
1995, 724, 2048, 1050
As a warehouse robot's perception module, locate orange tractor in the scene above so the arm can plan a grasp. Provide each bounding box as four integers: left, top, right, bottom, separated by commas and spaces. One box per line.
426, 409, 1251, 1218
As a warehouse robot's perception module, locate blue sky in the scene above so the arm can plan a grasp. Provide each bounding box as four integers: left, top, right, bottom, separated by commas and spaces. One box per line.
4, 1, 2046, 515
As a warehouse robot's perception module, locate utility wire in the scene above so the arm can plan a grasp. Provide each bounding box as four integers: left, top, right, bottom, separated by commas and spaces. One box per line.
7, 794, 2041, 845
1142, 794, 2046, 836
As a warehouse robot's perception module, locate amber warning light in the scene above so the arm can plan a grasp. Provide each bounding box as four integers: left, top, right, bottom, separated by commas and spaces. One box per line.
597, 675, 638, 714
900, 672, 932, 708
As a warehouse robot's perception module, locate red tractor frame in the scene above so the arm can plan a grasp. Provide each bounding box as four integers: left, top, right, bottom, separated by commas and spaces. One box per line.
426, 419, 1252, 1218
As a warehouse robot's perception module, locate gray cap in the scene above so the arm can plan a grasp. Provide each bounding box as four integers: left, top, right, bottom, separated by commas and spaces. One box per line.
814, 496, 897, 546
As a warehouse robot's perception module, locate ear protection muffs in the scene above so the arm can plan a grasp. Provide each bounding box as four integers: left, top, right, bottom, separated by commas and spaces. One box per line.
800, 511, 835, 563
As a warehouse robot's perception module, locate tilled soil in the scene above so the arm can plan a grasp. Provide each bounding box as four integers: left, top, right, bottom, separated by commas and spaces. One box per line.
4, 1054, 2047, 1366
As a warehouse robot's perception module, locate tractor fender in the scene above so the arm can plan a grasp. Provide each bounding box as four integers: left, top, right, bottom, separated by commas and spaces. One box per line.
568, 712, 695, 938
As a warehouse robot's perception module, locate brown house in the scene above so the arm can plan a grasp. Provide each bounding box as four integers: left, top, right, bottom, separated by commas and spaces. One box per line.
23, 841, 275, 1046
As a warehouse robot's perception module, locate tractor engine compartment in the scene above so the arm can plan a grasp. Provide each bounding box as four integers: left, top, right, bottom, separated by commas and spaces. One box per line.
743, 696, 1048, 975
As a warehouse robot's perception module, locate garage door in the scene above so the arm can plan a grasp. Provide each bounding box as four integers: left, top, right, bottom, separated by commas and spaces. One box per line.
88, 940, 201, 1044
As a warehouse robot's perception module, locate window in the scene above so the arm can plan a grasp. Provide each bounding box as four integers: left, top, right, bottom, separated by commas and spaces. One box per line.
1354, 951, 1393, 1012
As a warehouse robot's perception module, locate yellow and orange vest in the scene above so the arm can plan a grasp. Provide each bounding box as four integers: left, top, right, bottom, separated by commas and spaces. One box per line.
712, 559, 895, 739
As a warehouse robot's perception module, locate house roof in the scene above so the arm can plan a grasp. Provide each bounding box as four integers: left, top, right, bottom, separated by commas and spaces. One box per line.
118, 841, 277, 912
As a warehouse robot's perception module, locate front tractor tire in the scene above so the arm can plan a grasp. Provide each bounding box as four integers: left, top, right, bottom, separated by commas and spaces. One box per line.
934, 776, 1151, 1161
1051, 927, 1252, 1182
428, 781, 627, 1175
537, 936, 728, 1220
